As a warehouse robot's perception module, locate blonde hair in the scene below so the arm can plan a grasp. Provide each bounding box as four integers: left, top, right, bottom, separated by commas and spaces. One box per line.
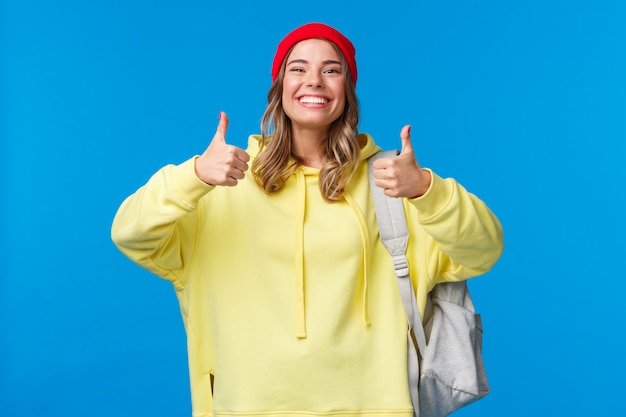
251, 43, 361, 202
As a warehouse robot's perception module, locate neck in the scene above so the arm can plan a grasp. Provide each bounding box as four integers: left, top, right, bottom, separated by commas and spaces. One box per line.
291, 126, 328, 168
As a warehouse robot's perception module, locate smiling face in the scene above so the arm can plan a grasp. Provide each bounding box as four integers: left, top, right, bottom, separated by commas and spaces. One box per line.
281, 39, 347, 134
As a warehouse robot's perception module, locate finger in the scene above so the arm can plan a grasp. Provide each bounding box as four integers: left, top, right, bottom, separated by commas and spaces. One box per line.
375, 177, 398, 189
372, 157, 392, 170
234, 147, 251, 163
372, 166, 392, 180
215, 111, 229, 142
374, 178, 388, 189
231, 157, 249, 174
223, 177, 238, 187
400, 125, 413, 155
229, 167, 247, 180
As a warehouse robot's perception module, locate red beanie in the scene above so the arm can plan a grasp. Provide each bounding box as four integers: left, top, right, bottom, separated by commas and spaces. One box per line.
271, 23, 357, 86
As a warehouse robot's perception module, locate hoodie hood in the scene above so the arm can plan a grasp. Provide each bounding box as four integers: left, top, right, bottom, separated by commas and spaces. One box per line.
245, 132, 381, 164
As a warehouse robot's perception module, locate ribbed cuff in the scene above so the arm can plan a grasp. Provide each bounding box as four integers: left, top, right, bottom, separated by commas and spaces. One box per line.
170, 156, 215, 208
407, 168, 454, 222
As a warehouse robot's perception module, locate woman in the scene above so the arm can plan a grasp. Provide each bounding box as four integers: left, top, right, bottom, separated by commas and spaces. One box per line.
112, 22, 503, 417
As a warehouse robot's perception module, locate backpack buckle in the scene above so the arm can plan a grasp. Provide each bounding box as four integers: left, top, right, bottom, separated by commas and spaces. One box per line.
392, 254, 409, 277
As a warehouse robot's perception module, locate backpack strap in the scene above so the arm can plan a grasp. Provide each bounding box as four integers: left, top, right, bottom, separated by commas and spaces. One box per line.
368, 150, 425, 414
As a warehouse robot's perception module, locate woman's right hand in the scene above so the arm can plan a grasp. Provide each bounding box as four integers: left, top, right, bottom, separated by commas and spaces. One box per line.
195, 112, 250, 186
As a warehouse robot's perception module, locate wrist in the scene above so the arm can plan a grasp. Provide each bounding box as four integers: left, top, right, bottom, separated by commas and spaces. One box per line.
410, 169, 432, 199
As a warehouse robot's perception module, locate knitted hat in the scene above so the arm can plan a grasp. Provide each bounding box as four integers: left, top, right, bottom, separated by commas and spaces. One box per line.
271, 23, 357, 86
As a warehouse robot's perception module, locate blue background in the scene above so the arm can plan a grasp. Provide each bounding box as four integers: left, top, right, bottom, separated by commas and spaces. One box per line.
2, 1, 625, 416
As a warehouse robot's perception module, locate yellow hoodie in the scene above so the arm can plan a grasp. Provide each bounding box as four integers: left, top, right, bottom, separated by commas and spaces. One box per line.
111, 133, 503, 417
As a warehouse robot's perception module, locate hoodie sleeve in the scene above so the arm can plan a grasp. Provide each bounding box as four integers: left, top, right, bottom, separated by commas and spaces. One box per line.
111, 157, 214, 284
406, 169, 504, 285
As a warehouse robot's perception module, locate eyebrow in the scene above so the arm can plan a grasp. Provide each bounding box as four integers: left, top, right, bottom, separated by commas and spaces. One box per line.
286, 59, 342, 66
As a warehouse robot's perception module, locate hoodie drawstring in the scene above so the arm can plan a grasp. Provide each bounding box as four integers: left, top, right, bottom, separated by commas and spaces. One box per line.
344, 191, 371, 328
295, 170, 307, 339
293, 170, 372, 339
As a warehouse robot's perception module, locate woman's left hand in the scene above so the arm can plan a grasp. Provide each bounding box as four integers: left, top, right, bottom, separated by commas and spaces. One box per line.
372, 125, 432, 199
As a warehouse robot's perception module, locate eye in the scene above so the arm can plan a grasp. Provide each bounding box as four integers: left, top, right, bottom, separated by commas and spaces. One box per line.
324, 67, 342, 74
289, 67, 305, 73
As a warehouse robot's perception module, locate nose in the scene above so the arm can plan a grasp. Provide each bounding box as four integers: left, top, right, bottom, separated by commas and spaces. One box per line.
306, 71, 323, 88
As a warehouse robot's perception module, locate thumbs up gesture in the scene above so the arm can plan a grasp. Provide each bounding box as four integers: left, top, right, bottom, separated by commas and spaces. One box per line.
195, 112, 251, 186
372, 125, 432, 198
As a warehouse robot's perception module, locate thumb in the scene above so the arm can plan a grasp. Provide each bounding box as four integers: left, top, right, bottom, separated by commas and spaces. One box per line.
215, 111, 229, 143
399, 125, 413, 155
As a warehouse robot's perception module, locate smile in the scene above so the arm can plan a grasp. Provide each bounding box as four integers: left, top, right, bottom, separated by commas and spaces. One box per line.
298, 96, 329, 105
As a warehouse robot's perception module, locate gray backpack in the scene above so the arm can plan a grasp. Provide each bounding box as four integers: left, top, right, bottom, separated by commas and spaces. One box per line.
368, 151, 489, 417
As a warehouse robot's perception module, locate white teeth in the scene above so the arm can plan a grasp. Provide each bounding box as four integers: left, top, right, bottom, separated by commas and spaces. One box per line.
299, 96, 328, 104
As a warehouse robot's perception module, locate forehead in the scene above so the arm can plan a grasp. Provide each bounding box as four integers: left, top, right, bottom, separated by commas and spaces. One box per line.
286, 38, 341, 62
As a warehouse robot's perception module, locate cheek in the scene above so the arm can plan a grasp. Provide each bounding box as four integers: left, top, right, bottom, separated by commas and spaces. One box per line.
281, 82, 293, 115
281, 89, 294, 117
334, 88, 346, 113
282, 77, 297, 97
282, 79, 298, 105
332, 82, 346, 107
